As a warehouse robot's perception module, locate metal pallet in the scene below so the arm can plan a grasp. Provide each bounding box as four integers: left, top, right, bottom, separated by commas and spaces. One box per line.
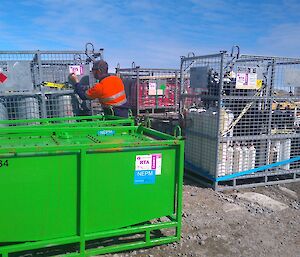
185, 162, 300, 191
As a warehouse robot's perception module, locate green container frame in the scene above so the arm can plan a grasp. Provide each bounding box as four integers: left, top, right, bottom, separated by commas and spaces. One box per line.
0, 125, 184, 257
0, 115, 135, 130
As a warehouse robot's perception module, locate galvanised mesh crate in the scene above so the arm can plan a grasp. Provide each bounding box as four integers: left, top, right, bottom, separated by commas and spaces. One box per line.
0, 48, 104, 122
116, 63, 180, 116
0, 91, 87, 121
181, 49, 300, 190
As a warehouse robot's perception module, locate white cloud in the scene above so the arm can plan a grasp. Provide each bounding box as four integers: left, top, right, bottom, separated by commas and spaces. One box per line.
1, 0, 300, 67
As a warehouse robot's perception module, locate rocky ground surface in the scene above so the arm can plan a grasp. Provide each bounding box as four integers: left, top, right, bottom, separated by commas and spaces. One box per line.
103, 180, 300, 257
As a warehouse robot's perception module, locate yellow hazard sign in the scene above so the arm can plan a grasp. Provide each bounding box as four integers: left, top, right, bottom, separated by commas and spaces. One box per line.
256, 80, 263, 89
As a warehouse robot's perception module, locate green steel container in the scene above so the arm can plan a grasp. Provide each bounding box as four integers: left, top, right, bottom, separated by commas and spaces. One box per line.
0, 115, 134, 129
0, 125, 184, 256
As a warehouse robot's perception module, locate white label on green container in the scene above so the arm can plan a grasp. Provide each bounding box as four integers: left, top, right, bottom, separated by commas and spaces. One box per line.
135, 154, 162, 175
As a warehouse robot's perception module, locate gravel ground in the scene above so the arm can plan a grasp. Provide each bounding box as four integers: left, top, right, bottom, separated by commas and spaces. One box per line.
103, 180, 300, 257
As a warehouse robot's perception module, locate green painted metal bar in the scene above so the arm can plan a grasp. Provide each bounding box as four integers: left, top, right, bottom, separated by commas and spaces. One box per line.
0, 115, 133, 126
0, 220, 179, 256
0, 142, 179, 156
15, 119, 133, 129
0, 131, 180, 150
0, 125, 138, 136
85, 221, 178, 241
0, 125, 174, 141
146, 229, 151, 242
0, 120, 134, 135
141, 126, 176, 140
176, 142, 184, 238
0, 116, 134, 134
84, 236, 178, 257
0, 126, 182, 156
79, 150, 86, 256
0, 115, 104, 125
0, 236, 80, 253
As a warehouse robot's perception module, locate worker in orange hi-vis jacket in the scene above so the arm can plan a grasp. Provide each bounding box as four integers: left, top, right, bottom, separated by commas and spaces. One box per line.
68, 60, 128, 117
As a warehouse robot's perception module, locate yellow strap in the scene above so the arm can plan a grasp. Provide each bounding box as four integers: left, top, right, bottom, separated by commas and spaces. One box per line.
43, 82, 65, 89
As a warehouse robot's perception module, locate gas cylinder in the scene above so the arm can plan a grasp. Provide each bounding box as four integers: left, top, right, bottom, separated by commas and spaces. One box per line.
225, 144, 234, 174
242, 144, 250, 171
233, 143, 243, 173
248, 143, 256, 169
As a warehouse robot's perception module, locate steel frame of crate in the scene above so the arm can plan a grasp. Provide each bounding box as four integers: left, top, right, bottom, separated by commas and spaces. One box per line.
116, 64, 180, 116
181, 51, 300, 190
0, 125, 184, 257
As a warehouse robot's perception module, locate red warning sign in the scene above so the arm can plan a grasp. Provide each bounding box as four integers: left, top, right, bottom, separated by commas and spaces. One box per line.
0, 73, 7, 83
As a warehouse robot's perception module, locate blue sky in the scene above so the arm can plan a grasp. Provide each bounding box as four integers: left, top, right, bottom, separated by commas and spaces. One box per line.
1, 0, 300, 69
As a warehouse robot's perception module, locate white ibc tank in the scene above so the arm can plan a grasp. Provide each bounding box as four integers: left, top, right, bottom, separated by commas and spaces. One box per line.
56, 95, 74, 118
18, 97, 40, 120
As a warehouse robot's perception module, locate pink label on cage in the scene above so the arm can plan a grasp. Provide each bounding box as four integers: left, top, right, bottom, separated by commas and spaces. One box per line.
69, 65, 83, 75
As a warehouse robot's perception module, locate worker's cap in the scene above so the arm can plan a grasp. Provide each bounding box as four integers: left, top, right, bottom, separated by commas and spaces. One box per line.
92, 60, 108, 73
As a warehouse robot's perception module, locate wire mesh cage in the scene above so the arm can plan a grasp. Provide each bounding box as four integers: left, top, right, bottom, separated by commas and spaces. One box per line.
0, 48, 105, 124
39, 52, 90, 86
46, 93, 77, 118
0, 52, 36, 92
182, 49, 300, 190
0, 95, 41, 120
116, 63, 180, 115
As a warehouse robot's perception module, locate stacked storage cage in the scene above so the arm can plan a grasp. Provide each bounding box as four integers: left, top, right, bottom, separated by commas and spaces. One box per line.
116, 64, 180, 115
0, 121, 184, 256
182, 50, 300, 190
0, 49, 104, 124
36, 51, 94, 119
116, 63, 181, 135
0, 52, 41, 122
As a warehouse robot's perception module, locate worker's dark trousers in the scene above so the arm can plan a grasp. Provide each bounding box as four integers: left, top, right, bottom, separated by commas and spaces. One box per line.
103, 105, 129, 117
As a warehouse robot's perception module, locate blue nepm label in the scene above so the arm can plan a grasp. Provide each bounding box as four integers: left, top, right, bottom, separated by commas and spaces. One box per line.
97, 130, 115, 136
134, 170, 156, 184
